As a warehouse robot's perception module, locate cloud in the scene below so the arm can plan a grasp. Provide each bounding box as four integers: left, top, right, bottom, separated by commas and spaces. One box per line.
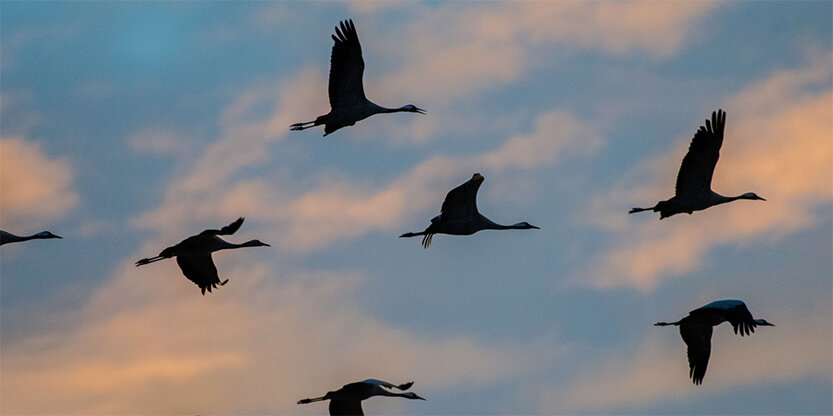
375, 1, 720, 105
127, 129, 191, 156
543, 301, 831, 413
136, 105, 601, 251
0, 137, 78, 229
579, 57, 833, 291
0, 258, 558, 414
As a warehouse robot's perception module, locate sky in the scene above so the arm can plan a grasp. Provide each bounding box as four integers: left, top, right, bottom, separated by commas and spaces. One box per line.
0, 1, 831, 414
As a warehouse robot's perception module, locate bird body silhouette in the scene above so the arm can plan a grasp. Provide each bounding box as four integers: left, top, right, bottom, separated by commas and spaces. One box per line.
290, 19, 424, 136
135, 218, 269, 294
0, 230, 62, 246
630, 110, 765, 219
400, 173, 539, 248
298, 379, 425, 416
656, 299, 774, 384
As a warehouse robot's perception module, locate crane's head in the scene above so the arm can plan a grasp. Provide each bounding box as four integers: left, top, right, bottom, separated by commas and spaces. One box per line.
402, 104, 426, 114
755, 319, 774, 327
741, 192, 766, 201
243, 239, 271, 247
402, 392, 426, 400
36, 231, 62, 239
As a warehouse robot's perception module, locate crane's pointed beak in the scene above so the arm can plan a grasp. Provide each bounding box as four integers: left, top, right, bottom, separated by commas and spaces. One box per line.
415, 106, 426, 114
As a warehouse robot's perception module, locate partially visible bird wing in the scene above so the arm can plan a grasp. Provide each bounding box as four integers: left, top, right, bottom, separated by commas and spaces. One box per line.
680, 319, 713, 385
721, 302, 757, 336
359, 379, 413, 391
328, 19, 366, 109
199, 217, 244, 237
675, 109, 726, 197
176, 254, 222, 294
329, 399, 364, 416
440, 176, 483, 220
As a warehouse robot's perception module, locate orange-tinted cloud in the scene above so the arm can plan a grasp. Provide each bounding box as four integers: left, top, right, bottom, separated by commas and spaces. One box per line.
581, 57, 832, 291
0, 137, 78, 229
1, 258, 559, 414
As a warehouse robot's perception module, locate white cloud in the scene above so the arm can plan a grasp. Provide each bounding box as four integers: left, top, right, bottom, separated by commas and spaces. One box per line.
579, 56, 833, 291
0, 137, 78, 229
127, 129, 191, 156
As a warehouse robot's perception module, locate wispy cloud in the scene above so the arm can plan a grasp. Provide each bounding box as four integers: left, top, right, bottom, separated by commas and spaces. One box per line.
0, 137, 78, 229
1, 258, 560, 414
579, 56, 833, 291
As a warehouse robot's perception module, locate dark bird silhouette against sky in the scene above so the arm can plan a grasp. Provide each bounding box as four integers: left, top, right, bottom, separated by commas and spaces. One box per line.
655, 299, 774, 384
135, 217, 270, 294
0, 230, 62, 246
629, 109, 765, 219
290, 19, 425, 136
298, 379, 425, 416
400, 173, 539, 248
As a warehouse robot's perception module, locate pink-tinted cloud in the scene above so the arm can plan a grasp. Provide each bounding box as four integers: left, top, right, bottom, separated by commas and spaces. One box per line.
135, 106, 600, 251
580, 57, 833, 291
1, 257, 559, 414
0, 137, 78, 229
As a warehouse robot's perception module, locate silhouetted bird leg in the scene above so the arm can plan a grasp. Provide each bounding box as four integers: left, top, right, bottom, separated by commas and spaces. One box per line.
290, 121, 315, 131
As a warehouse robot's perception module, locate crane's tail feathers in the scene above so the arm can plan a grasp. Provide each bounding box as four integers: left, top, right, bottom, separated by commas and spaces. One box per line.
396, 382, 414, 390
290, 121, 315, 131
399, 231, 423, 238
298, 397, 325, 404
135, 256, 165, 266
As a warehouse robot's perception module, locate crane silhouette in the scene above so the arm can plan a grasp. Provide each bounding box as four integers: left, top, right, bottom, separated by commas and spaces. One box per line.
656, 299, 774, 384
135, 217, 269, 294
0, 230, 62, 246
298, 379, 425, 416
290, 19, 425, 136
629, 109, 765, 219
400, 173, 539, 248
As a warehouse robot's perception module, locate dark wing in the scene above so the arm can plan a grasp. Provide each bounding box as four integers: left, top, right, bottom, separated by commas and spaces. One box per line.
176, 254, 225, 295
199, 217, 244, 237
358, 379, 414, 391
440, 176, 483, 220
722, 302, 757, 336
680, 319, 713, 385
675, 109, 726, 197
329, 399, 364, 416
328, 19, 366, 109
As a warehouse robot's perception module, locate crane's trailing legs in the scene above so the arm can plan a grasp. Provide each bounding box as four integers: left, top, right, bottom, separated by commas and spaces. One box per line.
290, 121, 317, 131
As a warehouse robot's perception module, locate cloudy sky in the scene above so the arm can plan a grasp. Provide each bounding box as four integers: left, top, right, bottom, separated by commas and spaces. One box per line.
1, 1, 831, 414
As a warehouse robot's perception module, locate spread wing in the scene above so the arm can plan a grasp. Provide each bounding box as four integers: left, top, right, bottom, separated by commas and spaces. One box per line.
675, 109, 726, 197
176, 254, 224, 295
329, 399, 364, 416
680, 319, 713, 385
359, 379, 413, 391
328, 19, 366, 109
722, 302, 757, 336
440, 176, 483, 221
199, 217, 244, 237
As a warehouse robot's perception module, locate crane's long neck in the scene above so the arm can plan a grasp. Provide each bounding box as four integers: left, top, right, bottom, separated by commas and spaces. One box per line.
655, 319, 684, 326
219, 240, 264, 250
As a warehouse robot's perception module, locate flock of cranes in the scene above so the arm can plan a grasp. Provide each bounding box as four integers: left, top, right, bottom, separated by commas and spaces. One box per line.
2, 18, 777, 415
